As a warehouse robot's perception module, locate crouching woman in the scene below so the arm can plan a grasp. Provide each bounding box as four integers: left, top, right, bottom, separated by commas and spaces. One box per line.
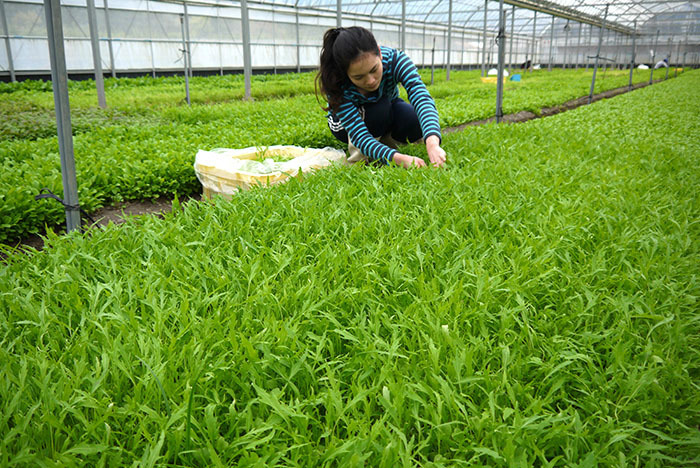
316, 27, 447, 168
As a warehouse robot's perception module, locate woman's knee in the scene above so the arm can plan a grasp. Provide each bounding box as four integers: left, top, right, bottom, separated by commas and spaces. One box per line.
390, 99, 422, 143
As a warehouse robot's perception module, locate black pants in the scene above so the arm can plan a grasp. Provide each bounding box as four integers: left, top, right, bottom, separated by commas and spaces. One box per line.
329, 96, 423, 145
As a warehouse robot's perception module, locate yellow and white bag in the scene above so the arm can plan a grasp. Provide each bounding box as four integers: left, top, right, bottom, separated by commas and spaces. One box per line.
194, 145, 346, 199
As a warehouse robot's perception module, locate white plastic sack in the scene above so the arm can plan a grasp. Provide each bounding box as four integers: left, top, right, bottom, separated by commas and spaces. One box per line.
486, 68, 510, 76
194, 145, 346, 199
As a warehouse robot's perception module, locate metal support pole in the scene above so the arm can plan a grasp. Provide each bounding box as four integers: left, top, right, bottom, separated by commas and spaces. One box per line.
681, 29, 688, 71
401, 0, 405, 50
508, 5, 514, 73
146, 1, 155, 78
241, 0, 252, 99
481, 0, 487, 77
563, 20, 569, 69
548, 15, 554, 71
443, 28, 447, 68
665, 38, 671, 79
295, 7, 300, 73
217, 6, 223, 75
183, 1, 192, 78
446, 0, 452, 80
86, 0, 106, 108
431, 36, 435, 85
576, 21, 582, 69
104, 0, 116, 78
628, 20, 636, 91
649, 29, 659, 84
674, 40, 680, 77
44, 0, 81, 233
461, 28, 465, 69
336, 0, 341, 28
422, 24, 426, 65
530, 11, 536, 72
586, 23, 592, 70
179, 14, 190, 105
495, 0, 505, 123
588, 4, 608, 104
0, 0, 16, 81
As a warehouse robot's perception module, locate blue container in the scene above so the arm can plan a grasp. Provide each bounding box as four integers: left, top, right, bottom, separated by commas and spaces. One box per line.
510, 74, 522, 82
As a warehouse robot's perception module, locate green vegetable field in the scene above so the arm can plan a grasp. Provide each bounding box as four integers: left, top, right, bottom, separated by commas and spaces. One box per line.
1, 68, 698, 466
0, 68, 664, 243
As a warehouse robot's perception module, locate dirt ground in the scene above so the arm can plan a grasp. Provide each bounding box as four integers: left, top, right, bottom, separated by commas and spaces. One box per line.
3, 79, 663, 256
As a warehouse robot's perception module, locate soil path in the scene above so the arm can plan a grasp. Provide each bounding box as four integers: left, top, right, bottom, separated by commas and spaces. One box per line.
3, 78, 667, 256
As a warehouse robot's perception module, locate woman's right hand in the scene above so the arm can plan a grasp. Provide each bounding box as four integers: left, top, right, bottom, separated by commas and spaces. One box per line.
392, 153, 427, 168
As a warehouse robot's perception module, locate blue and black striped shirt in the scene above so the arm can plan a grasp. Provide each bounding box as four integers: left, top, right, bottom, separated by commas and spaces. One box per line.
331, 46, 442, 164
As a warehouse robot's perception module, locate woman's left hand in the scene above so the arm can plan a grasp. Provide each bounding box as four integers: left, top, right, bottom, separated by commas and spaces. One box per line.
425, 135, 447, 167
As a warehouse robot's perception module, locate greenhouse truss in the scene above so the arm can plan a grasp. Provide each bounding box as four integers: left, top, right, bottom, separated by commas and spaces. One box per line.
0, 0, 698, 80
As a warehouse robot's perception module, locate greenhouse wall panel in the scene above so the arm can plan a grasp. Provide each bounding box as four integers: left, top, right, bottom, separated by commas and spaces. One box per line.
0, 0, 697, 78
12, 38, 49, 71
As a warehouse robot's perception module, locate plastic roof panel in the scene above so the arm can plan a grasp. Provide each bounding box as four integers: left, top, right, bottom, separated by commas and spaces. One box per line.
290, 0, 698, 37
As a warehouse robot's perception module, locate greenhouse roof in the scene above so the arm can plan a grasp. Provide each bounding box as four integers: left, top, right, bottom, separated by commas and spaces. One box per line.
282, 0, 700, 36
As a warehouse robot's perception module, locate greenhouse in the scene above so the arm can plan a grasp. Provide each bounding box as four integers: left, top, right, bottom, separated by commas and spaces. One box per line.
1, 0, 699, 78
1, 0, 699, 466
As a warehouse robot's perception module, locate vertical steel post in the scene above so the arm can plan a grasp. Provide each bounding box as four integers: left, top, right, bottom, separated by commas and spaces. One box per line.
104, 0, 116, 78
86, 0, 106, 108
548, 15, 554, 71
674, 40, 680, 77
443, 28, 447, 68
295, 7, 300, 73
180, 14, 190, 105
628, 20, 636, 91
422, 24, 426, 65
461, 28, 465, 69
431, 36, 435, 84
508, 5, 514, 73
530, 11, 536, 72
649, 29, 659, 84
563, 20, 569, 69
336, 0, 341, 28
1, 0, 16, 81
681, 29, 688, 71
588, 4, 608, 104
586, 23, 592, 70
665, 38, 671, 79
217, 6, 223, 75
183, 1, 192, 77
495, 0, 505, 123
481, 0, 487, 77
576, 21, 581, 69
146, 1, 155, 78
401, 0, 405, 50
446, 0, 452, 80
44, 0, 81, 233
241, 0, 252, 99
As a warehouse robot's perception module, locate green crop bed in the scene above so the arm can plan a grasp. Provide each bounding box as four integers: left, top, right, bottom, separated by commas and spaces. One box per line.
1, 70, 699, 466
0, 67, 680, 243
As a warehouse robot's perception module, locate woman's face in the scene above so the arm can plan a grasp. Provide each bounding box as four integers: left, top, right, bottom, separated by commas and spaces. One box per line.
347, 51, 383, 93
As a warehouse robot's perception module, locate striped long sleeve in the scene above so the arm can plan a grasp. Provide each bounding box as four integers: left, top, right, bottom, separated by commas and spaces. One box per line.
393, 50, 442, 144
334, 47, 442, 165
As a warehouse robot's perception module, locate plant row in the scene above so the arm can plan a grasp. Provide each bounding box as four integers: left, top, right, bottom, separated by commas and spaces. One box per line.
2, 69, 699, 466
0, 68, 674, 243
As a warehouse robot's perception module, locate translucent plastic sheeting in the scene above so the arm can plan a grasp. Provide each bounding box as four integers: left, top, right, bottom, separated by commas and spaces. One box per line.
1, 0, 697, 76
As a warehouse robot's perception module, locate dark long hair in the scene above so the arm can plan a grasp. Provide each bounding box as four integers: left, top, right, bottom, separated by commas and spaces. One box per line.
315, 27, 379, 112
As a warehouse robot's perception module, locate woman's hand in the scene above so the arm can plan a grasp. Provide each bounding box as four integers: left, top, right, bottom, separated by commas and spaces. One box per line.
392, 152, 427, 168
425, 135, 447, 167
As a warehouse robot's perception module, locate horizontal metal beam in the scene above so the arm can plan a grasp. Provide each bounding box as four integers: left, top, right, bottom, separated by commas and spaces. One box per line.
503, 0, 635, 34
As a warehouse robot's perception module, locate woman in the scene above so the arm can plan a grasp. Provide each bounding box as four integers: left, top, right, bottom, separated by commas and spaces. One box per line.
316, 27, 447, 168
